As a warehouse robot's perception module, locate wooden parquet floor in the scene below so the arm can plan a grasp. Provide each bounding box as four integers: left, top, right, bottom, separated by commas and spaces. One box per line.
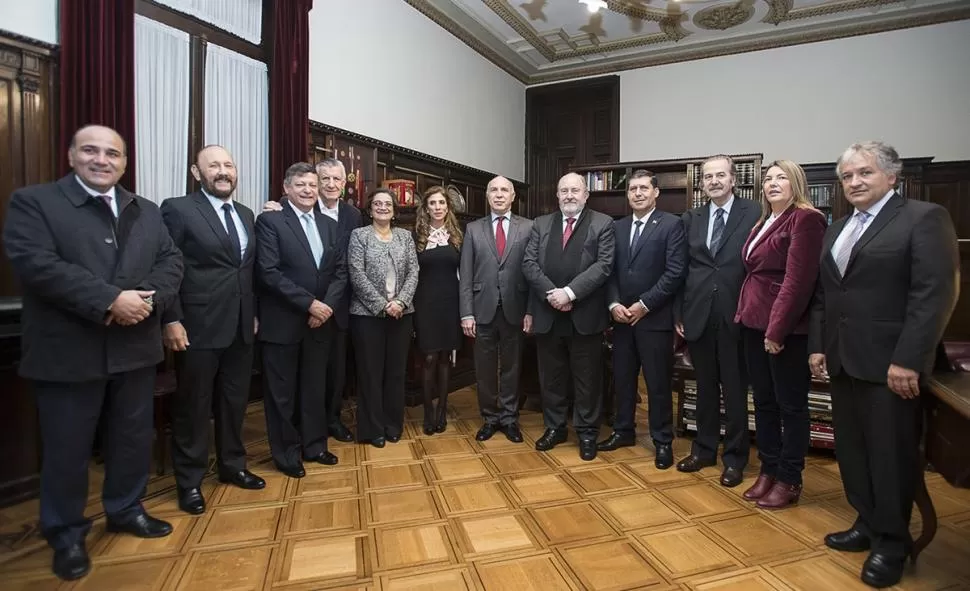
1, 387, 969, 590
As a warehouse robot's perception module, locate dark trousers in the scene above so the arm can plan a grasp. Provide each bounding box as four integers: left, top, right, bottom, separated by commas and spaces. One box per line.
171, 335, 252, 488
831, 373, 921, 558
612, 325, 674, 443
261, 326, 333, 468
350, 314, 413, 441
536, 331, 602, 440
35, 366, 155, 550
741, 327, 810, 485
325, 328, 349, 427
686, 315, 749, 469
475, 308, 524, 427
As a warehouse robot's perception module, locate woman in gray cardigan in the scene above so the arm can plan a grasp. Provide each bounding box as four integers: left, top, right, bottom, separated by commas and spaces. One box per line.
348, 188, 420, 447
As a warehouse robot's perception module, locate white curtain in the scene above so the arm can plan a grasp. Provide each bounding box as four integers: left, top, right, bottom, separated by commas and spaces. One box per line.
154, 0, 262, 44
134, 15, 191, 204
204, 43, 269, 211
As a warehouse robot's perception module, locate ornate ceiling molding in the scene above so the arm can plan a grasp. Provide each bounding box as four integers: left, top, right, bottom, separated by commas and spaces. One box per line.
405, 0, 970, 85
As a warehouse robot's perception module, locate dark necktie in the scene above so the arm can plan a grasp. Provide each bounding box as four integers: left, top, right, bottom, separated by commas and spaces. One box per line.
562, 217, 575, 248
710, 208, 725, 254
631, 220, 643, 249
495, 216, 507, 258
222, 203, 242, 264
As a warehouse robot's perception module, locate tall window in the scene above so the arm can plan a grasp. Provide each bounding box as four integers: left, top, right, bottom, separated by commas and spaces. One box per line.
133, 0, 269, 205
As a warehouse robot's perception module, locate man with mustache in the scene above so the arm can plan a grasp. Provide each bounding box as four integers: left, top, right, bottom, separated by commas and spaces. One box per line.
522, 172, 615, 461
2, 125, 183, 580
160, 145, 266, 516
675, 155, 759, 484
263, 158, 363, 441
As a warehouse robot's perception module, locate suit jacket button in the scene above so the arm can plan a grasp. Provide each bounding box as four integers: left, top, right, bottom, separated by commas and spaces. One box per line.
713, 286, 719, 292
714, 266, 719, 271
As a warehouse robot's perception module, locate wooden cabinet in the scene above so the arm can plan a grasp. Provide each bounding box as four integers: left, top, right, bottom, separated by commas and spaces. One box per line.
570, 153, 763, 219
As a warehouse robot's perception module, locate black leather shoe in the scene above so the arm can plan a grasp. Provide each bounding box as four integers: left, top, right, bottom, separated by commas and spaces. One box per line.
52, 543, 90, 581
824, 528, 871, 552
219, 469, 266, 490
276, 463, 306, 479
370, 437, 386, 448
720, 466, 744, 488
177, 487, 205, 515
503, 424, 524, 443
579, 439, 597, 461
106, 513, 173, 538
535, 428, 567, 451
597, 432, 636, 451
676, 454, 716, 473
386, 434, 401, 443
655, 443, 673, 470
435, 418, 448, 433
329, 423, 354, 443
861, 551, 906, 588
305, 451, 339, 466
476, 423, 498, 441
423, 422, 436, 436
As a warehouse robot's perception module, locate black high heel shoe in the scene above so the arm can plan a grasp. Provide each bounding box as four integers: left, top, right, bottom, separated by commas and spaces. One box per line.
434, 403, 448, 433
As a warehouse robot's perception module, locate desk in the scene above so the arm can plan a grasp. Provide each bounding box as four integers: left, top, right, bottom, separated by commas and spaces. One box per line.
926, 373, 970, 488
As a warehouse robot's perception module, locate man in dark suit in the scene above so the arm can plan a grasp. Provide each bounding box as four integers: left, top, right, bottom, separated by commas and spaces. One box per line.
262, 159, 363, 442
2, 125, 183, 580
523, 172, 615, 461
459, 176, 534, 443
675, 155, 760, 484
809, 142, 958, 588
598, 170, 687, 467
256, 162, 347, 478
160, 145, 266, 516
314, 158, 363, 442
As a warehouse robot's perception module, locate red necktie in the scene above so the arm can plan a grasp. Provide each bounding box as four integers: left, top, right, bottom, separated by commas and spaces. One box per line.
495, 216, 506, 258
562, 217, 575, 247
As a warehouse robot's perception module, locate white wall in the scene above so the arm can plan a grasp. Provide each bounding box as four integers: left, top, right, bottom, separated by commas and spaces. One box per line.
620, 20, 970, 164
0, 0, 58, 44
308, 0, 526, 181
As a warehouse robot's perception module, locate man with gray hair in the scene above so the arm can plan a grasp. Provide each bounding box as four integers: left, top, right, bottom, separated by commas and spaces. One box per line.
809, 141, 958, 588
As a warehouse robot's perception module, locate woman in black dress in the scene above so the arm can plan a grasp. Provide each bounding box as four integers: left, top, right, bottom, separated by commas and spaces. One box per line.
413, 186, 463, 435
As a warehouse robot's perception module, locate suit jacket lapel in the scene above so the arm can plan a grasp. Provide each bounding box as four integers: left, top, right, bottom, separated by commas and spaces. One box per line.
192, 192, 237, 262
483, 216, 500, 263
746, 207, 793, 260
282, 204, 316, 265
715, 199, 746, 258
631, 212, 661, 263
696, 205, 715, 261
845, 193, 903, 275
241, 208, 256, 266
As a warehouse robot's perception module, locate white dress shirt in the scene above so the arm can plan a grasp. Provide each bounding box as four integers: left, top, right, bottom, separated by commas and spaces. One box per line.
707, 195, 735, 249
75, 175, 118, 217
746, 212, 778, 259
204, 189, 248, 258
630, 208, 656, 248
831, 190, 894, 259
320, 199, 340, 222
491, 211, 510, 238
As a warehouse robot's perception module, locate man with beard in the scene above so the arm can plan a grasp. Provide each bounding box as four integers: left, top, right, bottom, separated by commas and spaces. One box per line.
522, 172, 615, 461
161, 145, 265, 515
263, 159, 362, 440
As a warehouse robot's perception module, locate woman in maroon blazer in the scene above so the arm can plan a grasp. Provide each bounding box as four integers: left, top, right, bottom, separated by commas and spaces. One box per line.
735, 160, 826, 509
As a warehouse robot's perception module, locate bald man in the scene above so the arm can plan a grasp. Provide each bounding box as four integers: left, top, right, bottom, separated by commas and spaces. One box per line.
459, 176, 533, 442
3, 125, 183, 580
522, 172, 615, 461
161, 145, 266, 518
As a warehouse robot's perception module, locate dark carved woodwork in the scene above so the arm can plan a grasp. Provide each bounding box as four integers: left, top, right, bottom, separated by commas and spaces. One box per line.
923, 161, 970, 341
526, 76, 620, 218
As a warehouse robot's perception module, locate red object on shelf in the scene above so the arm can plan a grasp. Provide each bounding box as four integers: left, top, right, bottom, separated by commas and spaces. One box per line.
382, 179, 416, 206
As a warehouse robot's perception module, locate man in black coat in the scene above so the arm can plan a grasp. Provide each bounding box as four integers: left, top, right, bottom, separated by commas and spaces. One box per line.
810, 142, 959, 588
2, 125, 183, 581
256, 162, 347, 478
161, 145, 266, 516
675, 155, 760, 485
598, 170, 688, 467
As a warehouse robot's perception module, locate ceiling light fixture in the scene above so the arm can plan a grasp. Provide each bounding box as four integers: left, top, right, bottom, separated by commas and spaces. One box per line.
579, 0, 608, 13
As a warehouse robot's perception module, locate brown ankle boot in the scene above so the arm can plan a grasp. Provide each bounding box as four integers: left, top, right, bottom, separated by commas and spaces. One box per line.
756, 481, 801, 509
743, 474, 776, 501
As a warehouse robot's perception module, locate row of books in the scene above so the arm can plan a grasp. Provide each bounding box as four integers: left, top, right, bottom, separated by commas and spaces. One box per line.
690, 186, 758, 208
583, 170, 626, 191
808, 184, 832, 208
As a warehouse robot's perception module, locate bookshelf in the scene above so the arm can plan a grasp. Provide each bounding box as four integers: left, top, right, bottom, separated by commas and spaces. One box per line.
570, 154, 763, 219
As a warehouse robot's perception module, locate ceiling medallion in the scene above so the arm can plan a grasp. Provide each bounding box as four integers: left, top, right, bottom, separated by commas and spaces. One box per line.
693, 0, 756, 31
